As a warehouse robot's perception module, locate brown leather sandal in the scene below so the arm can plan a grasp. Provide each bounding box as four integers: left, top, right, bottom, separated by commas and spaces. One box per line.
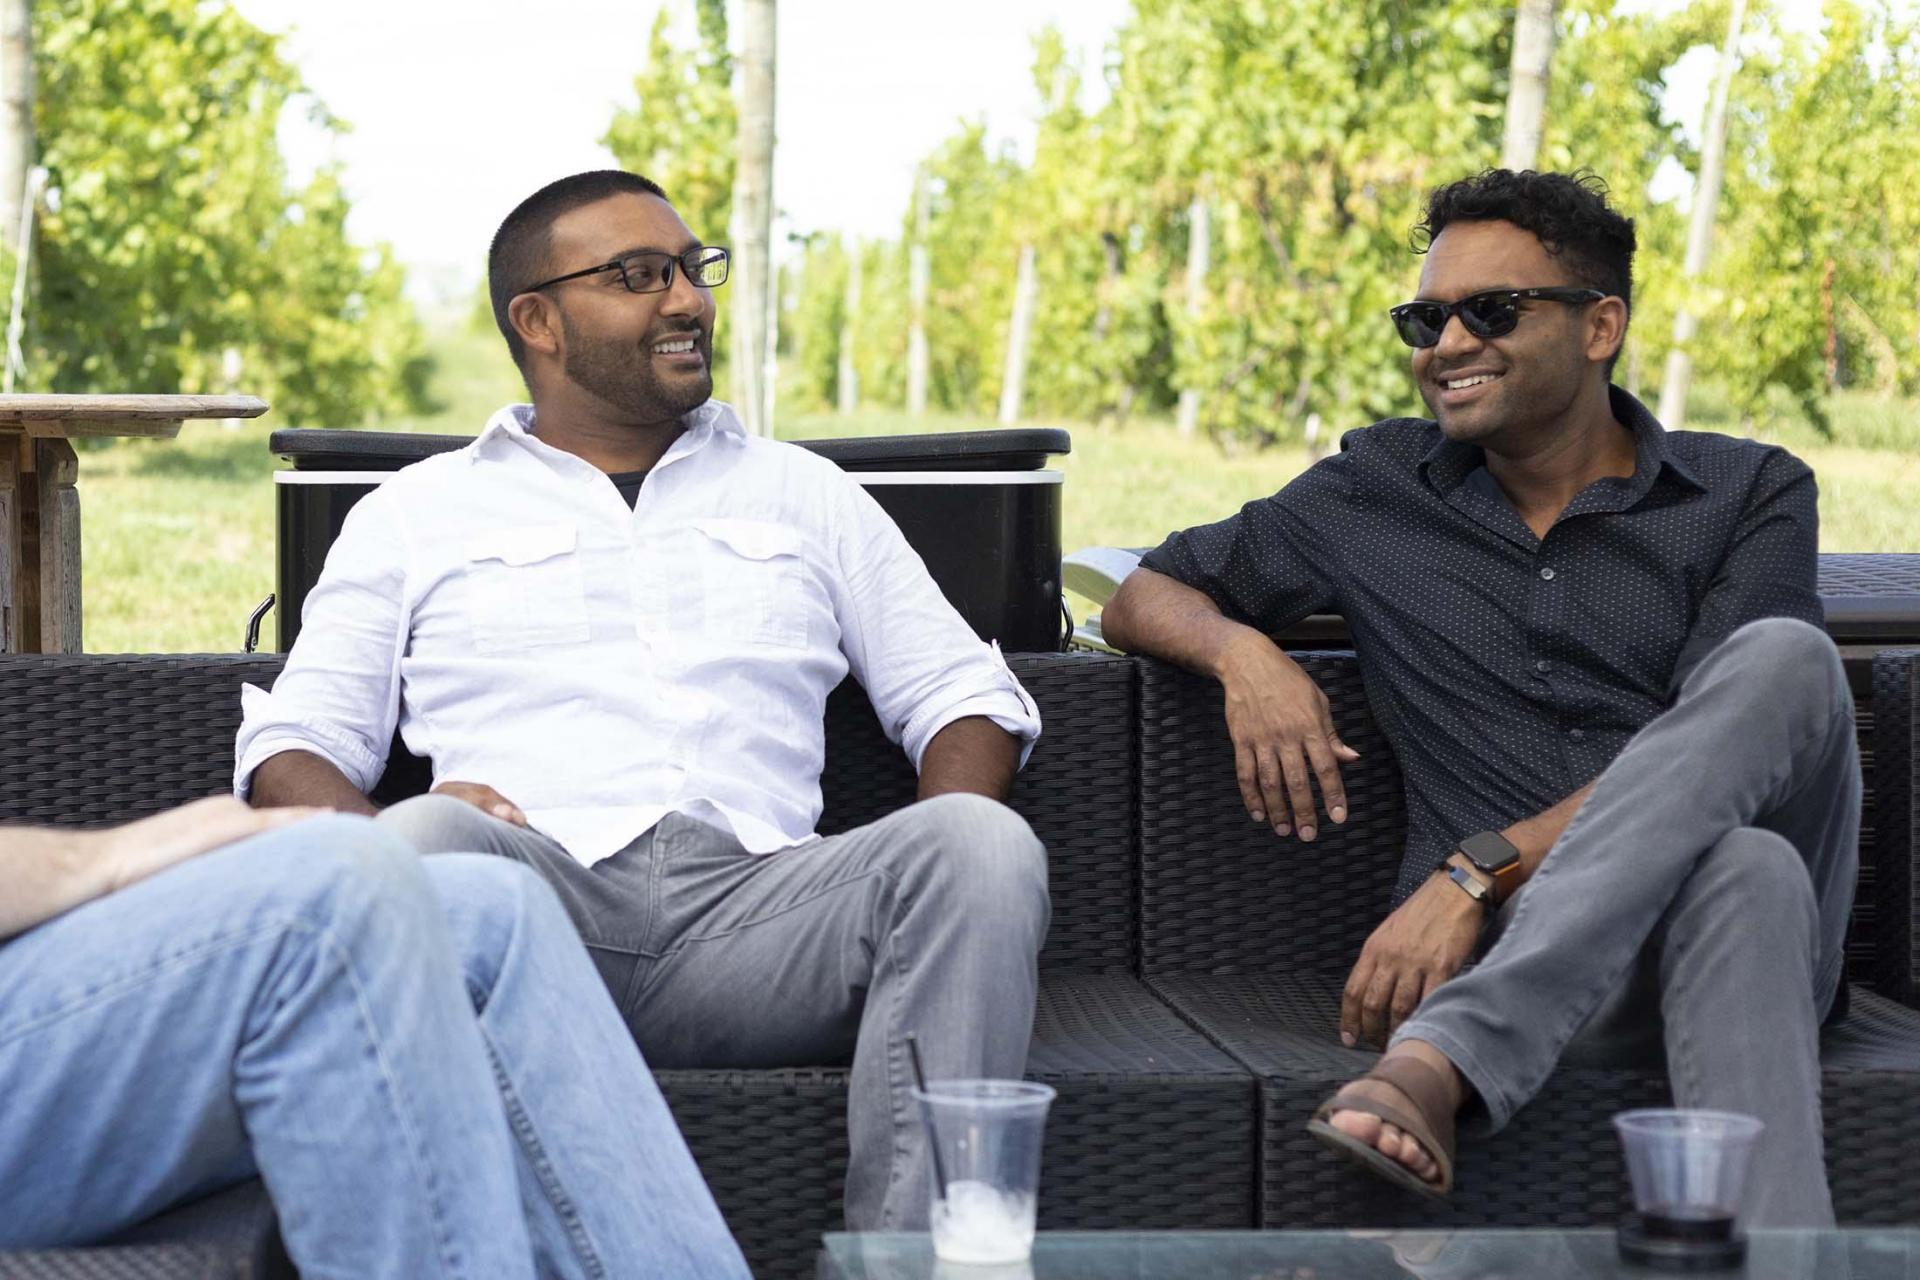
1306, 1056, 1458, 1198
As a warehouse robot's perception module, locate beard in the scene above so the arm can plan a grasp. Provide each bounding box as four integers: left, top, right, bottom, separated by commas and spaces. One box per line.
559, 309, 714, 422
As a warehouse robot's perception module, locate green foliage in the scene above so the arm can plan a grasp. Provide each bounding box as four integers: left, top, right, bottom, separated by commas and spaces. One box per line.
602, 0, 736, 392
764, 0, 1920, 448
29, 0, 435, 425
1692, 0, 1920, 430
602, 1, 735, 242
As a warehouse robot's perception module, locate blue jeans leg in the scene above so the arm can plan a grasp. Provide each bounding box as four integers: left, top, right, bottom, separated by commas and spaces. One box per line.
0, 816, 534, 1280
424, 854, 749, 1280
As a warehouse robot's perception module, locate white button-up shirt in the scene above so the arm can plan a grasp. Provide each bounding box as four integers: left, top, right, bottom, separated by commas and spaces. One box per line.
235, 401, 1041, 865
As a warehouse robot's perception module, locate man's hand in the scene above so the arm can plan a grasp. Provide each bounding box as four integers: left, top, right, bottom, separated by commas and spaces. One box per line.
431, 781, 528, 827
1339, 867, 1486, 1048
97, 796, 326, 895
1215, 631, 1360, 841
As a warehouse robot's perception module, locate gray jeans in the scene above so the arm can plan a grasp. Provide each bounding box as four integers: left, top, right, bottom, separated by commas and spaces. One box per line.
1397, 618, 1860, 1228
376, 791, 1049, 1232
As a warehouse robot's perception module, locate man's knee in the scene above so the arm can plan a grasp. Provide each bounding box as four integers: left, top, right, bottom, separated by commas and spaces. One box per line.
251, 813, 436, 928
1677, 827, 1818, 948
899, 793, 1048, 913
423, 855, 575, 996
375, 792, 500, 855
1722, 617, 1848, 714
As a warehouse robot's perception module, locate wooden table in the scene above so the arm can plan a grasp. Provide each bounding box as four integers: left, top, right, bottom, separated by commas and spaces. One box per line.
0, 394, 268, 654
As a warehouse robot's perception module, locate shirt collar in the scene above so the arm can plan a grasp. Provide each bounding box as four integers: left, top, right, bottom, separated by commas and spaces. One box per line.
1417, 384, 1705, 505
468, 398, 746, 473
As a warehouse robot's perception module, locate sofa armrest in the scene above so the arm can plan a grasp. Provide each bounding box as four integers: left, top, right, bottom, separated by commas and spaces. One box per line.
1872, 648, 1919, 1007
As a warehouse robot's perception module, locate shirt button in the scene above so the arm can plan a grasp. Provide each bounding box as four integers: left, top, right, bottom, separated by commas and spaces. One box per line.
1539, 567, 1557, 581
1569, 727, 1586, 741
1534, 659, 1552, 674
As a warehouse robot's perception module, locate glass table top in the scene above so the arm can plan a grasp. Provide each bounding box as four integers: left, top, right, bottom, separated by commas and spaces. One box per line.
820, 1228, 1920, 1280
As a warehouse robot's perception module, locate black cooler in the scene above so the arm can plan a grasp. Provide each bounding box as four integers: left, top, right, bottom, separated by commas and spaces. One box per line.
268, 427, 1070, 653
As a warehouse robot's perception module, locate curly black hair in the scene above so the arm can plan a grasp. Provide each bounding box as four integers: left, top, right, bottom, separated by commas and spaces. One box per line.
1413, 168, 1636, 316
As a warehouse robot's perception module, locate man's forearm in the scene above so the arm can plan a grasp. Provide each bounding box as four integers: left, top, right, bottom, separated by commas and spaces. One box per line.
249, 749, 378, 816
0, 827, 113, 940
1465, 781, 1596, 901
1102, 567, 1272, 679
918, 716, 1020, 802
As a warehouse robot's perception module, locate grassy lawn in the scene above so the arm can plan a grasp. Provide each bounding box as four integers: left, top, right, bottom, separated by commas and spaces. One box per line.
73, 321, 1920, 652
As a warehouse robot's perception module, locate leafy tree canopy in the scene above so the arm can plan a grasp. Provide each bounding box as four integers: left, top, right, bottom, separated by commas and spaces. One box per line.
27, 0, 436, 425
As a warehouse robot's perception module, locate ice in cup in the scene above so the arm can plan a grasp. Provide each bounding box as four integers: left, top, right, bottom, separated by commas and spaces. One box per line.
912, 1079, 1056, 1265
1613, 1109, 1764, 1233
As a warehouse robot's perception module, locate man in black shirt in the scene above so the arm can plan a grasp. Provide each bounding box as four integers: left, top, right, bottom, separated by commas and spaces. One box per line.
1102, 170, 1854, 1225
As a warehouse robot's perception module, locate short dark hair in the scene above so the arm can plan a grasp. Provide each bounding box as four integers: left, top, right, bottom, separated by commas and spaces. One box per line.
1414, 169, 1636, 372
487, 170, 670, 372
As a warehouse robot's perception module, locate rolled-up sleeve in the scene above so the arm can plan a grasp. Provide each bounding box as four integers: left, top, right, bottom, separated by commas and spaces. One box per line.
828, 477, 1041, 771
233, 491, 413, 797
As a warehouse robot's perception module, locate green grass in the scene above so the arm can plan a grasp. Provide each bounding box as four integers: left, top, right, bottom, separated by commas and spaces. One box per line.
72, 320, 1920, 652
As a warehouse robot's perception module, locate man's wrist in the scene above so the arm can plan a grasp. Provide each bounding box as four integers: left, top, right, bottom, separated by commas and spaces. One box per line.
1210, 624, 1284, 683
63, 828, 123, 902
1438, 853, 1497, 915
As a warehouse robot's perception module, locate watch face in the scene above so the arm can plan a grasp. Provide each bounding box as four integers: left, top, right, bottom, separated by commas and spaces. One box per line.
1462, 831, 1520, 874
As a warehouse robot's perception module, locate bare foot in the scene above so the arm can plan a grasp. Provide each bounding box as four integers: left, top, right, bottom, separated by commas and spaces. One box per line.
1325, 1040, 1467, 1189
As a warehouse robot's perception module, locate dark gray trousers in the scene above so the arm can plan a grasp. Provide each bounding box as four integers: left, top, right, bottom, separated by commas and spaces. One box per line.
376, 792, 1049, 1232
1396, 618, 1859, 1228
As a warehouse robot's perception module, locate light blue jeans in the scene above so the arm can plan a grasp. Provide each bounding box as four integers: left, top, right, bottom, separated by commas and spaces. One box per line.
0, 814, 749, 1280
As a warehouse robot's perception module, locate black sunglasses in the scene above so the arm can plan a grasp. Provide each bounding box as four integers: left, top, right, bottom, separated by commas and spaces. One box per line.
1389, 287, 1605, 349
524, 246, 731, 296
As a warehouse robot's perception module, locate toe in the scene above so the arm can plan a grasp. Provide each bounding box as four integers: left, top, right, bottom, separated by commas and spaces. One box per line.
1327, 1107, 1384, 1146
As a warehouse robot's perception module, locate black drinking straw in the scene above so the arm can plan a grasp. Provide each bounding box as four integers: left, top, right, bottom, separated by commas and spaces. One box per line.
906, 1033, 950, 1201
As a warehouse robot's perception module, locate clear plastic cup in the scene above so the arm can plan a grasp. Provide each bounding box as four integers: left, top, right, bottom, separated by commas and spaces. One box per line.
1613, 1108, 1764, 1231
912, 1079, 1056, 1265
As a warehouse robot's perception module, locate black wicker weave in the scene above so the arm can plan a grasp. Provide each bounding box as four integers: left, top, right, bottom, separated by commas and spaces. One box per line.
0, 1247, 242, 1280
1875, 650, 1919, 1005
1149, 971, 1920, 1229
0, 654, 286, 825
3, 641, 1916, 1276
820, 652, 1138, 972
1137, 651, 1920, 1230
1135, 654, 1912, 994
0, 652, 1246, 1280
660, 973, 1255, 1280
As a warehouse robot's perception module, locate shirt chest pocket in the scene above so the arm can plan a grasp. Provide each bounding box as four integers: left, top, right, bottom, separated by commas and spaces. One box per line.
690, 517, 811, 650
464, 523, 591, 654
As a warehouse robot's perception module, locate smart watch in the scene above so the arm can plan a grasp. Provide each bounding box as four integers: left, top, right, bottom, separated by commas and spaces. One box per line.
1444, 830, 1522, 899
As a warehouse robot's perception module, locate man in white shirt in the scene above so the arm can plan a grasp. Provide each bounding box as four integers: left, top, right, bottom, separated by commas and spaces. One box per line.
236, 170, 1048, 1232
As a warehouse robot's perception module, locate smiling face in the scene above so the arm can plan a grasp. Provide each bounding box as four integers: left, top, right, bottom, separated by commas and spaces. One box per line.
535, 192, 717, 421
1411, 219, 1610, 448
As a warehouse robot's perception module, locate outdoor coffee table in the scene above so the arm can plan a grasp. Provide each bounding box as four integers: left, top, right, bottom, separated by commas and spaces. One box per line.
821, 1228, 1920, 1278
0, 394, 267, 653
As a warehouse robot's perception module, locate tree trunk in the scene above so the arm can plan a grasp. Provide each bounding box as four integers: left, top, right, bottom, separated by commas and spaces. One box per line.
1500, 0, 1557, 171
728, 0, 776, 436
1658, 0, 1747, 431
836, 236, 860, 416
0, 0, 29, 251
907, 168, 929, 416
997, 244, 1037, 426
1821, 257, 1839, 389
1176, 198, 1210, 439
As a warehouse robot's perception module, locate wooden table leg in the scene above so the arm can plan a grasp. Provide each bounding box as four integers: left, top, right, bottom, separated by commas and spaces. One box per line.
0, 437, 23, 654
33, 438, 81, 653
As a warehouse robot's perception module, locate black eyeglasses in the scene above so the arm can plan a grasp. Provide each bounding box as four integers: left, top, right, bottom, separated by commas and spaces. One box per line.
524, 246, 731, 296
1389, 287, 1605, 349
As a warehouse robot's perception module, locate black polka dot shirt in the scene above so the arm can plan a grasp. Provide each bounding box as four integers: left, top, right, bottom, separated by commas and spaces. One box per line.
1141, 386, 1823, 904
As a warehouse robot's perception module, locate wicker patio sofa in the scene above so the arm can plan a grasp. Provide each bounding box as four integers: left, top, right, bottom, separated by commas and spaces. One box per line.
2, 635, 1917, 1279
